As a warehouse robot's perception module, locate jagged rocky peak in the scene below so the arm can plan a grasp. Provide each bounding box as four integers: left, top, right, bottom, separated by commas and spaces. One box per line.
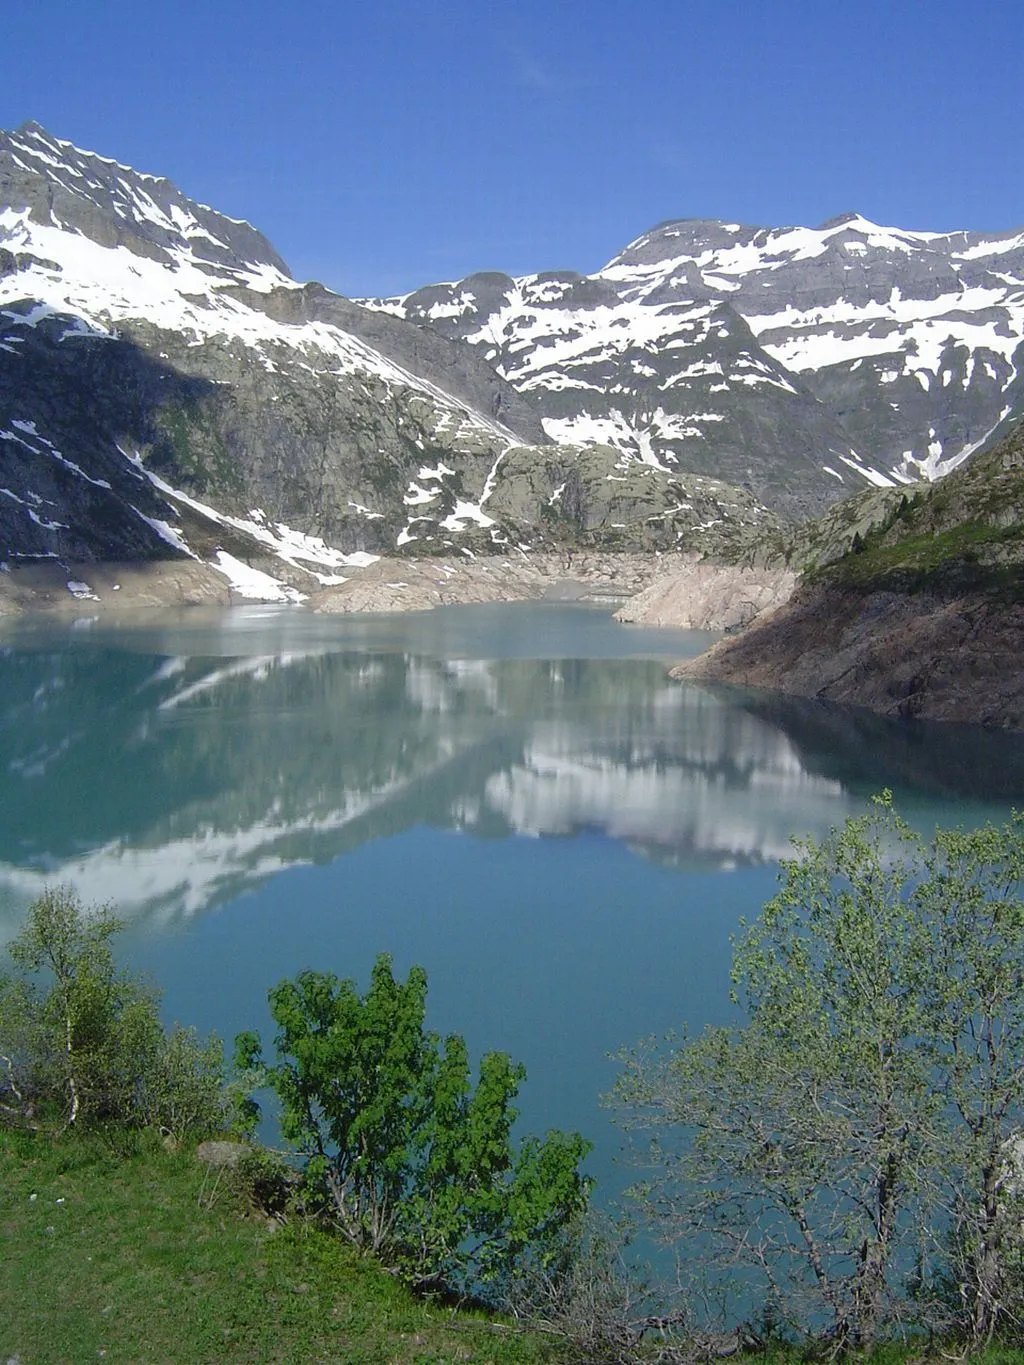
375, 205, 1024, 502
817, 210, 863, 229
392, 270, 518, 327
1, 121, 289, 278
519, 270, 618, 309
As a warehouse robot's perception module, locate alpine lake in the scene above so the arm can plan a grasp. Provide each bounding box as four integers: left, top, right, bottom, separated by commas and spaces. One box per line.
3, 599, 1024, 1203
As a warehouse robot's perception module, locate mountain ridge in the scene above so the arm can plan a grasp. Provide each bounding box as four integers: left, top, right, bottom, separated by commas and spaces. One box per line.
367, 210, 1024, 513
0, 123, 778, 605
2, 122, 1023, 614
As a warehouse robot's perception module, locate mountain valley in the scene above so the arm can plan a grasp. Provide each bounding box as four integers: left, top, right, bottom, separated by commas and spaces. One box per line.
2, 123, 1023, 609
2, 120, 1024, 725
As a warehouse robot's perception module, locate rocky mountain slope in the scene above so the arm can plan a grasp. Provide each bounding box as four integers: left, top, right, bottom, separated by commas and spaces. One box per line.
5, 120, 1023, 617
367, 215, 1024, 518
675, 421, 1024, 728
0, 123, 774, 606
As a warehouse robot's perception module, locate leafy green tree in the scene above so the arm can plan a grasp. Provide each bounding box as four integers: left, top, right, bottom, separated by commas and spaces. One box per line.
614, 797, 1024, 1351
0, 886, 224, 1139
237, 953, 591, 1298
912, 815, 1024, 1343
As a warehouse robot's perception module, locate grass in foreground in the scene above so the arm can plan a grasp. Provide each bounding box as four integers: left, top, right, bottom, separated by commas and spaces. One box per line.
6, 1129, 1024, 1365
0, 1128, 555, 1365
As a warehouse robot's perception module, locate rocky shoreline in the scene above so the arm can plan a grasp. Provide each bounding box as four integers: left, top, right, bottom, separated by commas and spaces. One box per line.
5, 547, 1024, 732
0, 551, 672, 617
673, 581, 1024, 730
0, 550, 794, 629
613, 561, 796, 632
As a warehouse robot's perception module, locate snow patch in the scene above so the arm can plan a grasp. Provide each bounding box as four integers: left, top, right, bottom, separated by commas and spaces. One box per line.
211, 552, 305, 603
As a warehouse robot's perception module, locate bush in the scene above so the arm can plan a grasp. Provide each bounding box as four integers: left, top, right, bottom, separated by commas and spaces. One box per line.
237, 952, 592, 1301
614, 796, 1024, 1351
0, 887, 225, 1140
139, 1024, 227, 1143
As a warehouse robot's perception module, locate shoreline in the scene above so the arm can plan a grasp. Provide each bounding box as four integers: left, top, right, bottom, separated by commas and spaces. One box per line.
0, 551, 676, 619
0, 551, 797, 634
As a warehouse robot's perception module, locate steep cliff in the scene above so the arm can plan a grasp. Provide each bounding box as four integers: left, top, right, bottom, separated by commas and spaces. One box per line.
675, 423, 1024, 727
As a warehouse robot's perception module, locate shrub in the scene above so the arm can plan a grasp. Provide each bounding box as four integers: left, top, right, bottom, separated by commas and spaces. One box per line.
237, 952, 592, 1301
614, 796, 1024, 1350
0, 887, 225, 1139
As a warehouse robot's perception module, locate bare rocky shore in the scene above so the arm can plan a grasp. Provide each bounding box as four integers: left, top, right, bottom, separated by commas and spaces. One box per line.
0, 549, 802, 646
5, 546, 1023, 731
613, 561, 796, 632
0, 551, 724, 619
674, 582, 1024, 730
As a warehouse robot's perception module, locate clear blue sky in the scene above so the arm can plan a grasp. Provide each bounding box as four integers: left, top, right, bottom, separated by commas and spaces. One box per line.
5, 0, 1023, 297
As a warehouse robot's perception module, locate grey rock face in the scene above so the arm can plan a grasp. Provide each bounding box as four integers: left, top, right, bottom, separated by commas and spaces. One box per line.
674, 421, 1024, 729
0, 312, 202, 563
369, 214, 1024, 512
0, 124, 777, 579
2, 122, 289, 275
614, 560, 797, 631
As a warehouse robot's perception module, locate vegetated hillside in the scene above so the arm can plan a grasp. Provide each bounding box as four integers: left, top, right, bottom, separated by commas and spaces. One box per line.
0, 122, 775, 608
366, 215, 1024, 518
0, 1130, 553, 1365
676, 420, 1024, 728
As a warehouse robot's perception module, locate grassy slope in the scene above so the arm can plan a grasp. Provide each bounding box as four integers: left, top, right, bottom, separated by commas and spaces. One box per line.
809, 422, 1024, 598
7, 1131, 1024, 1364
0, 1130, 554, 1365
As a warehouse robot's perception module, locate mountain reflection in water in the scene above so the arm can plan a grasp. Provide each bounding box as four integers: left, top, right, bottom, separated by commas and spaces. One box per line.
1, 602, 1023, 940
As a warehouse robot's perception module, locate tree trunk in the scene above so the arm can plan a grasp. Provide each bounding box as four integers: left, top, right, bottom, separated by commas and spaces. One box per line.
971, 1156, 1003, 1345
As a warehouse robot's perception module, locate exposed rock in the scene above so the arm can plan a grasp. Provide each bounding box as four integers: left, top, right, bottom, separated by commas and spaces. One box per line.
291, 550, 687, 615
0, 560, 237, 614
0, 124, 777, 572
614, 560, 796, 631
673, 423, 1024, 728
767, 485, 912, 572
368, 215, 1024, 511
674, 583, 1024, 728
195, 1140, 248, 1168
0, 549, 677, 617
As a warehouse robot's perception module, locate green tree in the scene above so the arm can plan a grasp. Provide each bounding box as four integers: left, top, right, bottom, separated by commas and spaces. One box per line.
613, 797, 1024, 1351
237, 953, 591, 1299
0, 886, 224, 1139
912, 815, 1024, 1343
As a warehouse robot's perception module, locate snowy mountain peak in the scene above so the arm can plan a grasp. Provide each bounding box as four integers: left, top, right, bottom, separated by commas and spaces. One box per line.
376, 211, 1024, 509
817, 211, 863, 229
0, 122, 290, 280
7, 123, 664, 582
3, 121, 1023, 580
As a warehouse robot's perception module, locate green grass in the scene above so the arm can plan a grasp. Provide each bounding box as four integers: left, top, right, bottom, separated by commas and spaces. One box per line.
813, 518, 1024, 599
0, 1129, 556, 1365
6, 1129, 1024, 1364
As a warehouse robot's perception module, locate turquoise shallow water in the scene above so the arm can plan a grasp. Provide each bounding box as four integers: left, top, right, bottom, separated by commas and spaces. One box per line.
2, 600, 1024, 1197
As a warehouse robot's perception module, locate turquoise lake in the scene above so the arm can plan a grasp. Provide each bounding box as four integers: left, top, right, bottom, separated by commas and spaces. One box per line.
3, 599, 1024, 1197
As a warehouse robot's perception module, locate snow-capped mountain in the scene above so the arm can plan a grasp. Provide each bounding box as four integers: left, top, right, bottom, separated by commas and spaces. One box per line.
365, 213, 1024, 514
0, 123, 773, 588
4, 121, 1021, 595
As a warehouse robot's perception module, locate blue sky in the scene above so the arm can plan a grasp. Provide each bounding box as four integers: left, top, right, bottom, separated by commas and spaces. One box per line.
5, 0, 1023, 297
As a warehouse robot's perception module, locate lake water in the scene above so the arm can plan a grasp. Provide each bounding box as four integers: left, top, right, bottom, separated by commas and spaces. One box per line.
3, 600, 1024, 1199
